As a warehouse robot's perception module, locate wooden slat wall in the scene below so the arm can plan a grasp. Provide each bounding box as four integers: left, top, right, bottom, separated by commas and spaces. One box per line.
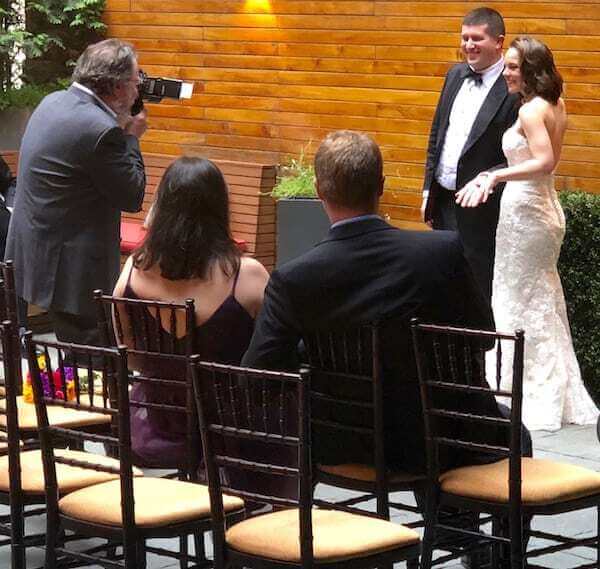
105, 0, 600, 230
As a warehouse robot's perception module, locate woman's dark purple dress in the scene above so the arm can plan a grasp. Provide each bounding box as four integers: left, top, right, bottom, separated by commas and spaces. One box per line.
123, 268, 254, 468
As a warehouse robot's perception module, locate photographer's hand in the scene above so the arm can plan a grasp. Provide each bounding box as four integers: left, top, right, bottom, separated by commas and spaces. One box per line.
120, 109, 148, 139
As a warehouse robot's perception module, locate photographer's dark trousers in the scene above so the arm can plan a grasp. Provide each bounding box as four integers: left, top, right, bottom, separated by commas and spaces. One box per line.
49, 309, 102, 348
18, 298, 101, 359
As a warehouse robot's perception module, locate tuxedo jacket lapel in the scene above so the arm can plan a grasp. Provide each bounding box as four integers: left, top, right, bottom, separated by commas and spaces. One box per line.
461, 73, 508, 158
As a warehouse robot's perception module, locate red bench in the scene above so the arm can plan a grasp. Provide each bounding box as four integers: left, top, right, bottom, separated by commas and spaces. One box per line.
120, 219, 247, 255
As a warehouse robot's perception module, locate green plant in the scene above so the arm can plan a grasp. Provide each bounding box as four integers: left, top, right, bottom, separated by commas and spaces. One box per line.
1, 0, 106, 90
271, 149, 317, 199
0, 77, 67, 110
558, 190, 600, 402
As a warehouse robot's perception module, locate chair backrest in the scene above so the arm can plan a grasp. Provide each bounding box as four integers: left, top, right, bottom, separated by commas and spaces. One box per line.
410, 320, 525, 493
190, 358, 314, 566
23, 333, 140, 564
302, 324, 392, 513
94, 290, 196, 358
95, 291, 200, 474
1, 261, 18, 325
0, 320, 29, 522
0, 261, 22, 385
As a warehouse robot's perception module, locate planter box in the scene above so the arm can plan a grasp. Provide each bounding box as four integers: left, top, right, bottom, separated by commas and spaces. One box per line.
0, 108, 33, 151
276, 198, 330, 267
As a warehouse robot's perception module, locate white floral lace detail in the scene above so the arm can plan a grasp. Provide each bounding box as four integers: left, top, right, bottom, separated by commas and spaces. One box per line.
487, 123, 599, 431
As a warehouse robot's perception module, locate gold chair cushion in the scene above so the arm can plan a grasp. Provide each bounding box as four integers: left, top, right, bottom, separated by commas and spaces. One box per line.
226, 508, 420, 562
440, 457, 600, 505
0, 449, 143, 495
318, 463, 423, 483
59, 477, 244, 528
0, 396, 111, 431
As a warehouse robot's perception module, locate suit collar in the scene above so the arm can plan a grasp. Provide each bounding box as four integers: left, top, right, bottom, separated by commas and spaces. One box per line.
319, 216, 392, 243
69, 83, 118, 121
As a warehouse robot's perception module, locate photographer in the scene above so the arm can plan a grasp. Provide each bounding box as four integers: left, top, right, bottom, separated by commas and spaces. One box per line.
5, 38, 146, 345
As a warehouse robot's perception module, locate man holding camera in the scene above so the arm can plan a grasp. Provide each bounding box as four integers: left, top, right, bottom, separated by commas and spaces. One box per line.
5, 38, 147, 345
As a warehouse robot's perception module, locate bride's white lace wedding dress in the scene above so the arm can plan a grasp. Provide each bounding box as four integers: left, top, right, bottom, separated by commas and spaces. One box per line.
489, 121, 599, 431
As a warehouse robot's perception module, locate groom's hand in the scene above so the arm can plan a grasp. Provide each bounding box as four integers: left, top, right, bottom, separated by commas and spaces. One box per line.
421, 197, 433, 227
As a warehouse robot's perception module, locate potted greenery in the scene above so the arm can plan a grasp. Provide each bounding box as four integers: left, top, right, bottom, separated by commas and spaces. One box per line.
0, 0, 106, 149
272, 150, 330, 267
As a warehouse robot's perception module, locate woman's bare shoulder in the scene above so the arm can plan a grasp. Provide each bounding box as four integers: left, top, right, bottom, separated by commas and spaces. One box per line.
239, 256, 269, 280
235, 257, 270, 317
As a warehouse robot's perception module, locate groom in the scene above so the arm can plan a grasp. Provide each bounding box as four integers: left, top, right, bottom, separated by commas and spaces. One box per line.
421, 7, 519, 302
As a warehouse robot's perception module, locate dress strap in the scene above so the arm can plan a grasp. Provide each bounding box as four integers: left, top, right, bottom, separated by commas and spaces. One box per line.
231, 263, 242, 296
125, 259, 135, 291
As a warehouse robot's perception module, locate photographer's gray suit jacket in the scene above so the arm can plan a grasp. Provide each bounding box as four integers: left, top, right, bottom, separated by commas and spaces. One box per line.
5, 85, 145, 317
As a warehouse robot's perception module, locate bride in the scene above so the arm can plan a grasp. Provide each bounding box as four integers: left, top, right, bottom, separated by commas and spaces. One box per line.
456, 36, 598, 431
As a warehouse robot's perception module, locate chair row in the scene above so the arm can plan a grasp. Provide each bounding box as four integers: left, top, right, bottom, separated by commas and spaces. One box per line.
1, 323, 421, 568
1, 266, 600, 568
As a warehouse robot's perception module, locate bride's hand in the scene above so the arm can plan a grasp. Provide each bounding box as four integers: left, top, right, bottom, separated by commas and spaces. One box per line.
456, 173, 496, 207
455, 177, 484, 208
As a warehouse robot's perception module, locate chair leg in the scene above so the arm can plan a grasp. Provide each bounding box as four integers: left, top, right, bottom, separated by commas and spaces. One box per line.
135, 540, 147, 569
509, 507, 523, 569
596, 504, 600, 567
419, 487, 439, 569
491, 516, 502, 569
44, 528, 59, 569
9, 502, 25, 569
179, 534, 188, 569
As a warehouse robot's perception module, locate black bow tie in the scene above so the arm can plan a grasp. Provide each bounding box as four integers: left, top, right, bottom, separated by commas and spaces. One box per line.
465, 68, 483, 85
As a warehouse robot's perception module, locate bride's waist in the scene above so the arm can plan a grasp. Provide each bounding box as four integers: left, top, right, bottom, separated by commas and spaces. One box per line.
504, 176, 554, 193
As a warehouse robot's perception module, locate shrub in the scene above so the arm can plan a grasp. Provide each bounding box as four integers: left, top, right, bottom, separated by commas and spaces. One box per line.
271, 149, 316, 199
0, 78, 69, 111
558, 190, 600, 402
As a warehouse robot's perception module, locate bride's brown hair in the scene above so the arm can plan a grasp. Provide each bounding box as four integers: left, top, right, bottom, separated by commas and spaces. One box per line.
511, 36, 563, 104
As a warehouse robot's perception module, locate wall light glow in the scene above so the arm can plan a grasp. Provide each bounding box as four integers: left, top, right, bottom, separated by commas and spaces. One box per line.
244, 0, 272, 13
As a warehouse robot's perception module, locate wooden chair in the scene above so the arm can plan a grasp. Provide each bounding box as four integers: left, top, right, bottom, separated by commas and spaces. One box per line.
94, 291, 198, 466
0, 320, 40, 569
411, 320, 600, 569
1, 323, 139, 569
96, 292, 215, 562
0, 261, 22, 386
190, 358, 422, 569
25, 334, 245, 569
303, 322, 428, 524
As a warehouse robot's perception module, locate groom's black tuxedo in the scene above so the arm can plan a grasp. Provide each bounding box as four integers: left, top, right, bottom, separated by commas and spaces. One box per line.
242, 217, 504, 473
423, 62, 519, 301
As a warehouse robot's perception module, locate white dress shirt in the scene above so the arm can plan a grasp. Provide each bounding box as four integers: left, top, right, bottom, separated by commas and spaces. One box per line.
435, 57, 505, 191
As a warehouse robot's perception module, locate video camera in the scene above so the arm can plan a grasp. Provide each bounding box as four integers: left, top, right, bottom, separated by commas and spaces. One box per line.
131, 70, 194, 115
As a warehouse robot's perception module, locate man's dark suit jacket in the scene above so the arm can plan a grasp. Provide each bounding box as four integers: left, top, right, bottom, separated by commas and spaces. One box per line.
242, 217, 503, 473
5, 85, 145, 318
423, 62, 519, 301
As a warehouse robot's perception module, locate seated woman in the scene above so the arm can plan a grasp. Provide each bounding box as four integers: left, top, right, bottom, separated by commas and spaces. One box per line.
113, 156, 269, 467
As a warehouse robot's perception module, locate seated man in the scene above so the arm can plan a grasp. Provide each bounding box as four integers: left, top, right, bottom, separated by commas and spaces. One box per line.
242, 130, 506, 474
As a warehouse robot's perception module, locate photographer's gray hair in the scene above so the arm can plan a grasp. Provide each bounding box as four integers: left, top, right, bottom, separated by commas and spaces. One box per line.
72, 39, 137, 97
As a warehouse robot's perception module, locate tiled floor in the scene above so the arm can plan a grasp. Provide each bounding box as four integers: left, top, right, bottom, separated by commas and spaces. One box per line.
1, 424, 598, 568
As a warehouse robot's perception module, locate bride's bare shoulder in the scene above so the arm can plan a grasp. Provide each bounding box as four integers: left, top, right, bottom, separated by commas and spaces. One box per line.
518, 97, 548, 123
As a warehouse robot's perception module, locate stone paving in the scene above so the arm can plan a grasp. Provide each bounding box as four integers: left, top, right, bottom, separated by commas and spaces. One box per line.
0, 424, 598, 568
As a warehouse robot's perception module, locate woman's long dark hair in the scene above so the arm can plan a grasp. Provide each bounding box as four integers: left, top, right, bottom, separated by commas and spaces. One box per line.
511, 36, 563, 104
132, 156, 241, 280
